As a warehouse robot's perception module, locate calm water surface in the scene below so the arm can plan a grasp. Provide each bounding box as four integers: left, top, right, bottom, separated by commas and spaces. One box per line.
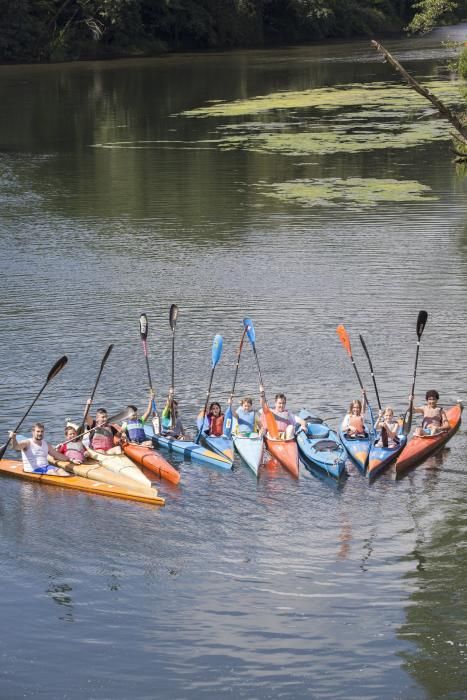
1, 27, 467, 700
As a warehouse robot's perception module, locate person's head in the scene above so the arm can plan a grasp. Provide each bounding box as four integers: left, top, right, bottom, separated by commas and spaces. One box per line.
32, 422, 45, 440
241, 397, 253, 411
275, 393, 287, 411
65, 425, 78, 440
96, 408, 108, 426
209, 402, 221, 416
425, 390, 439, 405
348, 400, 362, 415
127, 405, 138, 420
383, 407, 394, 421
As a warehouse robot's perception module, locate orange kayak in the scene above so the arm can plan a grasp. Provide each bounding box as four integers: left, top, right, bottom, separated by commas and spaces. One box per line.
0, 459, 164, 506
264, 436, 299, 478
395, 404, 462, 474
122, 442, 180, 485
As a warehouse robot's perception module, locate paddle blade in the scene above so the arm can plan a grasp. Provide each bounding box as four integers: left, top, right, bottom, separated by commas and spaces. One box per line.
169, 304, 179, 331
243, 318, 255, 345
417, 310, 428, 339
336, 325, 352, 356
211, 334, 223, 367
263, 403, 280, 439
139, 313, 148, 340
223, 405, 233, 439
100, 344, 113, 368
46, 356, 68, 383
0, 442, 8, 460
359, 334, 370, 362
108, 407, 134, 425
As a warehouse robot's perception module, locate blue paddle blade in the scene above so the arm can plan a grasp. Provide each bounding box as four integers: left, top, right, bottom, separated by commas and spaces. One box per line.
243, 318, 255, 345
223, 406, 233, 439
211, 334, 223, 367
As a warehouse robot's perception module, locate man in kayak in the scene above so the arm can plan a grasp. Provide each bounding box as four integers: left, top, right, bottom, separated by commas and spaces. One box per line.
260, 393, 305, 439
412, 390, 450, 436
120, 394, 154, 447
9, 423, 72, 476
85, 408, 122, 454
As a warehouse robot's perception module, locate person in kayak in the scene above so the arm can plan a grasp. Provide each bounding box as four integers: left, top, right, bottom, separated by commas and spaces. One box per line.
161, 400, 186, 440
120, 394, 154, 447
260, 393, 304, 439
57, 423, 88, 463
9, 423, 72, 476
342, 398, 368, 438
234, 397, 258, 435
86, 408, 122, 454
412, 390, 450, 436
200, 402, 224, 437
374, 407, 400, 448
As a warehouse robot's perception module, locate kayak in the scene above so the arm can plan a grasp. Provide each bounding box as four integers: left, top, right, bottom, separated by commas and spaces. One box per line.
144, 424, 232, 469
395, 403, 462, 474
296, 409, 346, 479
122, 442, 181, 485
0, 459, 164, 505
86, 447, 152, 488
200, 435, 234, 463
264, 435, 299, 478
233, 433, 264, 476
367, 431, 407, 480
338, 423, 370, 473
54, 457, 161, 494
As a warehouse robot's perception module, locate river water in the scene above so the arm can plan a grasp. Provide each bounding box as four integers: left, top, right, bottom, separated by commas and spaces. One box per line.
1, 26, 467, 700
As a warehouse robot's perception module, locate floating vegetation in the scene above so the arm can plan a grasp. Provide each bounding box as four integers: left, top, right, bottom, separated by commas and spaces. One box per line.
180, 80, 464, 119
261, 177, 437, 210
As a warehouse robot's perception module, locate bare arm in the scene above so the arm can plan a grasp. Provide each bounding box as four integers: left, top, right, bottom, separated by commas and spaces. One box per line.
9, 433, 29, 451
48, 444, 71, 462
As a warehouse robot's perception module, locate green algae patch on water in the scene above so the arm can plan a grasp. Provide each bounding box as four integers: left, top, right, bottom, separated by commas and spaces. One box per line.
180, 80, 464, 118
261, 177, 437, 210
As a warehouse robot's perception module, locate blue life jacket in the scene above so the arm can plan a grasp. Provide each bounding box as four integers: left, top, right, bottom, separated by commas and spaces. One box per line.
237, 407, 255, 433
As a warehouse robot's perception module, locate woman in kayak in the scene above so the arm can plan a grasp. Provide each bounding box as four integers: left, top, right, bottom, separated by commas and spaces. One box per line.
374, 407, 400, 448
203, 402, 224, 437
342, 398, 368, 438
412, 390, 450, 436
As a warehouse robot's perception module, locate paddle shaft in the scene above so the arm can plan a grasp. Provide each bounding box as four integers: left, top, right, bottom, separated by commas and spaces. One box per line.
404, 311, 428, 435
196, 367, 216, 444
82, 344, 114, 428
0, 356, 68, 460
228, 328, 247, 406
359, 335, 382, 410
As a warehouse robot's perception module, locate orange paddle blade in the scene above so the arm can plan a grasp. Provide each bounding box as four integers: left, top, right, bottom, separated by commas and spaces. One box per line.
263, 402, 280, 439
336, 325, 352, 356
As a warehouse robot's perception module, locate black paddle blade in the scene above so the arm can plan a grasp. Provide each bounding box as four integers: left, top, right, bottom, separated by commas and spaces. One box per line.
0, 443, 8, 460
417, 310, 428, 339
46, 356, 68, 383
101, 344, 114, 367
169, 304, 179, 331
108, 407, 133, 424
139, 313, 148, 340
359, 334, 370, 361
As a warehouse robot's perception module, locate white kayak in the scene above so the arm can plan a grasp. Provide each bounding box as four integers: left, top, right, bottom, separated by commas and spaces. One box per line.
86, 447, 152, 488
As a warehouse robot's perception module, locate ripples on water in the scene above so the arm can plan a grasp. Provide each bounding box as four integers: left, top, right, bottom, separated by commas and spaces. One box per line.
1, 28, 467, 700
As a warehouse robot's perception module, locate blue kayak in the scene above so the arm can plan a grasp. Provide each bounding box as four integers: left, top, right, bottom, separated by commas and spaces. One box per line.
144, 425, 232, 469
367, 430, 406, 480
233, 433, 264, 476
196, 417, 234, 463
296, 410, 347, 479
338, 421, 370, 473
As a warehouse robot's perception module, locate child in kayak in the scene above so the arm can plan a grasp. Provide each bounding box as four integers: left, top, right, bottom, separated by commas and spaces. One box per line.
412, 390, 450, 436
342, 398, 368, 438
57, 424, 88, 463
375, 407, 400, 448
161, 400, 186, 440
234, 397, 258, 435
201, 402, 224, 437
120, 394, 154, 447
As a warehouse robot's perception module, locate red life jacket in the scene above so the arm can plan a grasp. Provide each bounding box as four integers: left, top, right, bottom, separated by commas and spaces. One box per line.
91, 425, 114, 452
209, 414, 224, 437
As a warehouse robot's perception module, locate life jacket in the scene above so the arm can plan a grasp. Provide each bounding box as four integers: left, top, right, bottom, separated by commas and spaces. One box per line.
349, 414, 365, 434
64, 440, 86, 463
237, 407, 255, 433
22, 439, 49, 472
91, 425, 114, 452
124, 419, 146, 444
209, 414, 224, 437
271, 410, 294, 434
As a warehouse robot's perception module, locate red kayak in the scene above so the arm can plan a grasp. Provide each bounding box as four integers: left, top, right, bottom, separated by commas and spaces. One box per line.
123, 442, 181, 485
264, 436, 299, 478
395, 403, 462, 475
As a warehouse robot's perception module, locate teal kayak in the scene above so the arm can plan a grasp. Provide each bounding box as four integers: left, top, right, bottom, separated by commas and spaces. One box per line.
233, 433, 264, 476
143, 425, 232, 469
296, 410, 346, 479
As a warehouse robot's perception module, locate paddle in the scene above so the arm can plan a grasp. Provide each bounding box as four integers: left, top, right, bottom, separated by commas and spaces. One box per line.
139, 314, 160, 434
0, 355, 68, 460
195, 334, 223, 444
167, 304, 179, 429
243, 318, 279, 439
223, 327, 248, 438
336, 325, 374, 433
59, 408, 133, 447
80, 344, 114, 432
359, 334, 382, 411
403, 310, 428, 436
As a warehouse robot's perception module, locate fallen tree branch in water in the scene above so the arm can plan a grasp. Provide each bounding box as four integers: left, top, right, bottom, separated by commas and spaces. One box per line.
371, 39, 467, 148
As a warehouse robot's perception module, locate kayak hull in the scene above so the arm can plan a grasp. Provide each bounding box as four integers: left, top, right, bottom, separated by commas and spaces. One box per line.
122, 442, 180, 485
233, 434, 264, 476
338, 426, 370, 473
86, 447, 152, 488
296, 410, 346, 479
144, 425, 232, 469
395, 404, 462, 474
367, 435, 407, 480
265, 436, 299, 478
0, 459, 164, 505
200, 434, 234, 463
